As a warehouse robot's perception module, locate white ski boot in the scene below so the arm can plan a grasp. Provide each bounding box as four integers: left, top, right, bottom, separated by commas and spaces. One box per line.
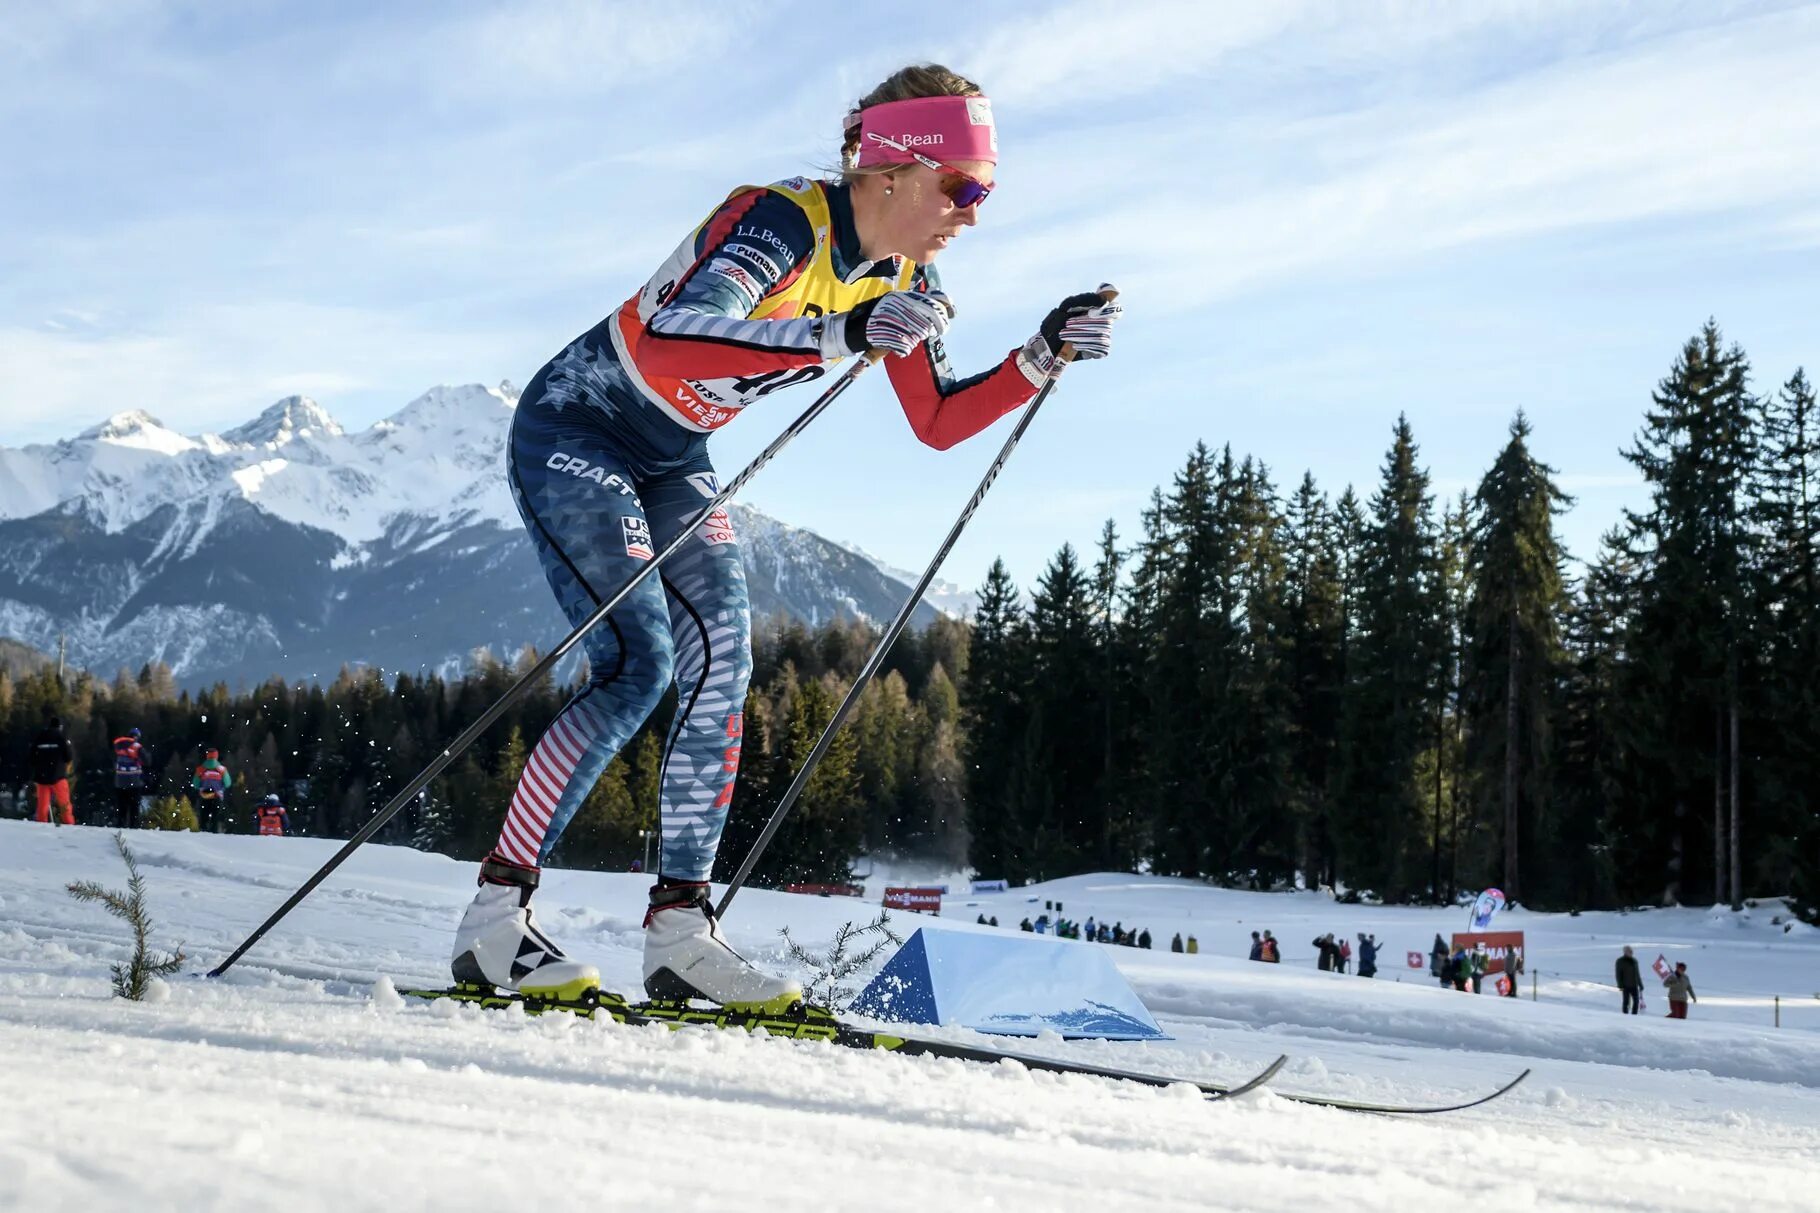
451, 857, 599, 1001
642, 881, 803, 1013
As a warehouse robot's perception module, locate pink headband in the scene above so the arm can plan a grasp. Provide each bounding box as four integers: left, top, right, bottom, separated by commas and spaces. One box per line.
848, 95, 998, 168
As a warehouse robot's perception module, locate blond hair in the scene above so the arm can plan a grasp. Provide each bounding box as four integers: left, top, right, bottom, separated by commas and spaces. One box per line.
839, 64, 984, 179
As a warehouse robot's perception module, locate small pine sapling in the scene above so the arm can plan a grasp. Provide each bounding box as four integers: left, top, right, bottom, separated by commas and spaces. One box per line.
778, 909, 902, 1010
66, 832, 187, 999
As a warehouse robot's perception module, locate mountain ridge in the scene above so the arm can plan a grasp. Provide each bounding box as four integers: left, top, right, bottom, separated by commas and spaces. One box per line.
0, 385, 969, 688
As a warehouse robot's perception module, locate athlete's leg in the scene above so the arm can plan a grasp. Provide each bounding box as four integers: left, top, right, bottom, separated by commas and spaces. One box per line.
490, 407, 674, 871
637, 461, 799, 1011
451, 394, 672, 995
644, 465, 752, 883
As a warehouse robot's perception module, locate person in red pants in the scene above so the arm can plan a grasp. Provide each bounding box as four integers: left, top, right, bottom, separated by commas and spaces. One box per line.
30, 715, 76, 825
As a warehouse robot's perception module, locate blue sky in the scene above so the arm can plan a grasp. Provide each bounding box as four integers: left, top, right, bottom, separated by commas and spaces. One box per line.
5, 1, 1820, 593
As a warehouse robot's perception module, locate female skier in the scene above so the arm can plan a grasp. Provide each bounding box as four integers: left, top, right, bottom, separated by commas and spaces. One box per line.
451, 64, 1121, 1011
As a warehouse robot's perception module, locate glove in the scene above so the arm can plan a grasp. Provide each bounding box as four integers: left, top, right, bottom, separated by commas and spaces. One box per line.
1016, 285, 1122, 386
824, 289, 954, 359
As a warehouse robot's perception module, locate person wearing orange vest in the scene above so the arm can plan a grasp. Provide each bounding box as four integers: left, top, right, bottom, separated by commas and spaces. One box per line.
29, 714, 76, 826
449, 62, 1121, 1013
192, 748, 234, 832
255, 793, 290, 837
112, 727, 150, 829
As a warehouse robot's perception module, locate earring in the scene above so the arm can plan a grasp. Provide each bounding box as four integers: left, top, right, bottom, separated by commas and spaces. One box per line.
884, 184, 894, 196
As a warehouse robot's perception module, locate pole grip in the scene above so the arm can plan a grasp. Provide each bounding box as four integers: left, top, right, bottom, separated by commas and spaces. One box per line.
1058, 284, 1119, 363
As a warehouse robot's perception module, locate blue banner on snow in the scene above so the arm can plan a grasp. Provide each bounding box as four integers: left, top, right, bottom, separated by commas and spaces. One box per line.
851, 928, 1168, 1041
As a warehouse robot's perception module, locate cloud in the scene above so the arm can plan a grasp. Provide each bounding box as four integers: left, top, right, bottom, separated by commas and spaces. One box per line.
0, 301, 539, 443
954, 3, 1820, 313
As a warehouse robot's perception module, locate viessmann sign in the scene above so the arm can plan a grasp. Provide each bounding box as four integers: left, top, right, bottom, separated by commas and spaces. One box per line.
883, 887, 943, 913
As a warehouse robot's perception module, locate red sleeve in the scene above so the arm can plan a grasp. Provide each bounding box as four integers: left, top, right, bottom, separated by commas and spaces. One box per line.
885, 346, 1038, 451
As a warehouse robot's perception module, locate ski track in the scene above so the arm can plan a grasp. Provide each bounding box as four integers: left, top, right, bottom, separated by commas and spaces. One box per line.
1, 821, 1816, 1212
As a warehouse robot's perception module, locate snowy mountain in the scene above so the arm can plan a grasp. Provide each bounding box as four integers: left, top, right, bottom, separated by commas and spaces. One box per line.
0, 386, 943, 688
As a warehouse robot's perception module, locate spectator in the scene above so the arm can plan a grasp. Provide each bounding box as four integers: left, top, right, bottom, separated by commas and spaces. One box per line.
1313, 933, 1337, 972
1470, 942, 1490, 994
1171, 932, 1184, 953
1450, 945, 1471, 992
1338, 936, 1352, 974
1357, 933, 1379, 979
1248, 930, 1263, 961
1186, 934, 1200, 955
1503, 948, 1522, 997
191, 747, 234, 833
977, 913, 989, 925
1034, 915, 1049, 936
1430, 934, 1450, 986
1085, 916, 1097, 940
1663, 962, 1696, 1019
29, 714, 76, 826
989, 916, 999, 928
112, 727, 151, 829
1260, 930, 1278, 963
1615, 946, 1643, 1014
255, 793, 290, 837
1138, 928, 1152, 949
1019, 918, 1034, 932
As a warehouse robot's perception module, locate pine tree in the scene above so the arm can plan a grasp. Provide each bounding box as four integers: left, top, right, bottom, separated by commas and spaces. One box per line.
1616, 323, 1756, 904
964, 560, 1030, 881
1017, 544, 1102, 878
1283, 474, 1346, 887
1462, 413, 1571, 905
1335, 417, 1442, 899
1750, 369, 1820, 917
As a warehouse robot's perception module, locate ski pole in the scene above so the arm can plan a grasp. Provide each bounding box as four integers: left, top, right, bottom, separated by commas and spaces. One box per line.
210, 353, 881, 978
717, 287, 1118, 917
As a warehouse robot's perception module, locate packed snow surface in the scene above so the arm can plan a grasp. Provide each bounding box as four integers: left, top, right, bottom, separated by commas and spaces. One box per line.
2, 820, 1816, 1212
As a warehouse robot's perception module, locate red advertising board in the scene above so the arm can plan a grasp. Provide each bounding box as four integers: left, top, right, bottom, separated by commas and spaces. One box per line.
1451, 931, 1525, 974
884, 886, 943, 913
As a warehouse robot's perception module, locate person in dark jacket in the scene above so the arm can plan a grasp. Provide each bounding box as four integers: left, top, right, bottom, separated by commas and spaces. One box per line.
1171, 932, 1184, 953
1615, 945, 1644, 1014
1663, 961, 1696, 1019
1357, 933, 1379, 978
29, 715, 76, 825
1248, 930, 1263, 961
1430, 934, 1450, 986
112, 727, 150, 829
1137, 928, 1152, 949
1313, 934, 1337, 972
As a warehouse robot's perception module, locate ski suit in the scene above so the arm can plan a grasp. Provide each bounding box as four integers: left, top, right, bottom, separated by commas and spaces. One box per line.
29, 725, 75, 825
256, 803, 289, 836
493, 177, 1041, 882
192, 759, 233, 831
112, 736, 148, 829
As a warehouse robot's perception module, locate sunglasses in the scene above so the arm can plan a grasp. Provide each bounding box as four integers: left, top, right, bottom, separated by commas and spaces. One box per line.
866, 132, 993, 208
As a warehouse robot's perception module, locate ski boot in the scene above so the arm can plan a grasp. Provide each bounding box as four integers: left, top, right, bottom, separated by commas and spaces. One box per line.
642, 880, 803, 1014
451, 855, 599, 1004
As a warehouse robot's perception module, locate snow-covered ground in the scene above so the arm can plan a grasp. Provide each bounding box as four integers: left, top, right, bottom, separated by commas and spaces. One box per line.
3, 820, 1817, 1212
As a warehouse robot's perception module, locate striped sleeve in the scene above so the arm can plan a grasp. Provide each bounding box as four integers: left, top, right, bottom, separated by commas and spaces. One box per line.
638, 189, 832, 377
885, 265, 1038, 451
